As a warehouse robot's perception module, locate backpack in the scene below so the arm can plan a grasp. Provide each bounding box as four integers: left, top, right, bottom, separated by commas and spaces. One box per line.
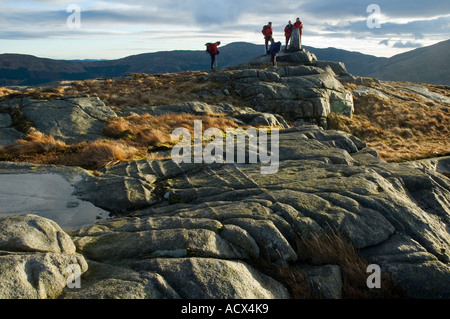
262, 25, 271, 36
270, 42, 282, 55
205, 43, 213, 54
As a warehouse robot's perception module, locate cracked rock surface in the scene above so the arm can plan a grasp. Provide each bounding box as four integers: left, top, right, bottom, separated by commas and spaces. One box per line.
1, 125, 449, 299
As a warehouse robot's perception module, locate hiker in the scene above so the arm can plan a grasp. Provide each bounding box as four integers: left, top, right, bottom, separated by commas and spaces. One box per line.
268, 39, 282, 67
262, 22, 273, 54
206, 41, 221, 70
293, 18, 303, 50
284, 20, 293, 50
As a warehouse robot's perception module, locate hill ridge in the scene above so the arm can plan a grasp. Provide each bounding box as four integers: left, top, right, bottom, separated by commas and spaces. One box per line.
1, 39, 449, 86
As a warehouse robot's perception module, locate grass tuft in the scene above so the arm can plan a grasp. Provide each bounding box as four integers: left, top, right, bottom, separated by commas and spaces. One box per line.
295, 230, 407, 299
68, 140, 131, 170
7, 130, 67, 155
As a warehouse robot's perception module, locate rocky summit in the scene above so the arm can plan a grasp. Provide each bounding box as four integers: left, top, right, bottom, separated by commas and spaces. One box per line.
0, 49, 449, 300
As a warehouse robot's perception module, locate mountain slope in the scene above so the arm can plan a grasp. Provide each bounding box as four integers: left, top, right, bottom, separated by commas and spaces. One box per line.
0, 43, 267, 86
0, 43, 379, 86
361, 39, 450, 85
1, 40, 449, 86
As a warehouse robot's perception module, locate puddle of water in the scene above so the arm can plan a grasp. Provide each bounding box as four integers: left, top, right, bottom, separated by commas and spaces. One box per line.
0, 173, 110, 230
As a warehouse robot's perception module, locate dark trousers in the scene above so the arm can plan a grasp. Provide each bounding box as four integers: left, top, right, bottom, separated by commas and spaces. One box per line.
271, 54, 277, 66
285, 36, 291, 50
210, 53, 216, 69
265, 36, 272, 53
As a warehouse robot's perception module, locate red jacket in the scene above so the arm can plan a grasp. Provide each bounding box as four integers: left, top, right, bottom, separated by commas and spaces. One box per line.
262, 25, 273, 37
285, 24, 293, 37
208, 43, 219, 55
293, 22, 303, 35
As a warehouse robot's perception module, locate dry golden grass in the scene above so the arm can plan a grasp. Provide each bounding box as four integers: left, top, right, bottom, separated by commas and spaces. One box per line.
328, 84, 450, 162
0, 88, 19, 100
0, 136, 140, 170
66, 140, 134, 170
103, 113, 240, 149
0, 130, 77, 166
0, 113, 245, 170
4, 130, 67, 155
19, 71, 245, 111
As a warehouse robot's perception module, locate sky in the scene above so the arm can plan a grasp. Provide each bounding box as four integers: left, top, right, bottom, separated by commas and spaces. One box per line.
0, 0, 449, 60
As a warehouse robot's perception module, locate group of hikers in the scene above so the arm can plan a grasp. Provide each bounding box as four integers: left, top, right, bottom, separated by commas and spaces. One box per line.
206, 18, 303, 70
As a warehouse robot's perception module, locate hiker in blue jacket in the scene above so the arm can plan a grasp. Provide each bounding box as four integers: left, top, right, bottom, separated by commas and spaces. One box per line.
268, 39, 282, 67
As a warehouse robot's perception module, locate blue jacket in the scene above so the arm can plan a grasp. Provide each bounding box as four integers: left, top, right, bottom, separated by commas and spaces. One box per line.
269, 42, 282, 55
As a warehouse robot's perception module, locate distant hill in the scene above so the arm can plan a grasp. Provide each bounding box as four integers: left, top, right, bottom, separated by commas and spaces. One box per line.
0, 40, 449, 86
360, 39, 450, 85
0, 43, 264, 86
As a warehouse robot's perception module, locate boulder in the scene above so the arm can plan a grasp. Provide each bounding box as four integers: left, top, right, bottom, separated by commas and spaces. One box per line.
234, 113, 290, 129
20, 97, 117, 144
0, 215, 88, 299
0, 252, 87, 299
72, 228, 240, 262
313, 61, 349, 76
397, 84, 450, 105
224, 218, 297, 263
230, 66, 354, 125
277, 50, 318, 64
75, 174, 157, 213
361, 233, 450, 299
0, 113, 12, 128
0, 127, 22, 146
0, 214, 76, 254
127, 258, 291, 299
62, 261, 180, 299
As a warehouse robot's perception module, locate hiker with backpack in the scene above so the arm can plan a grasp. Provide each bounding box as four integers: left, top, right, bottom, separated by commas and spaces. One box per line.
284, 20, 293, 51
268, 38, 282, 67
262, 22, 273, 54
206, 41, 221, 70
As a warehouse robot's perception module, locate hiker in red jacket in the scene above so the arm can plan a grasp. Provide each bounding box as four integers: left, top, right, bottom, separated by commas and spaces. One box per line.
293, 18, 303, 49
262, 22, 273, 54
284, 20, 293, 51
207, 41, 221, 70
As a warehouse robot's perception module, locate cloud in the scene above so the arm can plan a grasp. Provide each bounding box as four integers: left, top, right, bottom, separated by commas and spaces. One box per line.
322, 15, 450, 39
392, 40, 422, 48
188, 0, 260, 25
1, 0, 449, 59
378, 38, 423, 48
300, 0, 450, 20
